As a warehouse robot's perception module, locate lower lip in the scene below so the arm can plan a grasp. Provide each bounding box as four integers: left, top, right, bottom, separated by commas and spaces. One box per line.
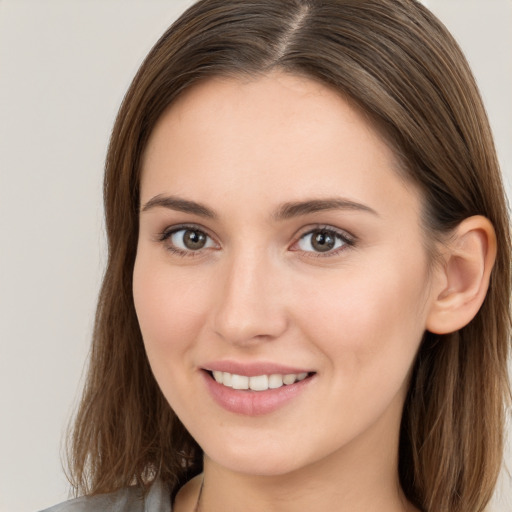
202, 371, 314, 416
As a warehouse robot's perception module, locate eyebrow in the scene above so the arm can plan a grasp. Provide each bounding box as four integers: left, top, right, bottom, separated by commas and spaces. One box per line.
141, 194, 216, 217
141, 194, 378, 219
272, 198, 378, 220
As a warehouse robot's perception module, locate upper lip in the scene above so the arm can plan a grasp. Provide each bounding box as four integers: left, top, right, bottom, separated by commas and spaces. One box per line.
202, 360, 314, 377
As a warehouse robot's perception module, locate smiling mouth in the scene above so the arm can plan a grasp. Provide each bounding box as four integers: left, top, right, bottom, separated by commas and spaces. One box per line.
206, 370, 314, 391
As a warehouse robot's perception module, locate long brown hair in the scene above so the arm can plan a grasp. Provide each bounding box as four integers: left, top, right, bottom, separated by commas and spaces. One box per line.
68, 1, 511, 511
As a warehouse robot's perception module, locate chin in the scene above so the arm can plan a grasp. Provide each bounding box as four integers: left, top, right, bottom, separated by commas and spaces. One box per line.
205, 447, 307, 477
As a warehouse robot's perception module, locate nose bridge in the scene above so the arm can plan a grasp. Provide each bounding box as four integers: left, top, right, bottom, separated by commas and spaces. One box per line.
213, 245, 287, 345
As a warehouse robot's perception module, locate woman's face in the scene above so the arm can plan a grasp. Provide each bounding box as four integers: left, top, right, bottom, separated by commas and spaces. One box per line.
133, 72, 439, 477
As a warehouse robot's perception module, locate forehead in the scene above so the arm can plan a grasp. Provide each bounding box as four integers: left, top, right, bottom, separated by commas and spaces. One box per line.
144, 72, 382, 159
140, 72, 421, 221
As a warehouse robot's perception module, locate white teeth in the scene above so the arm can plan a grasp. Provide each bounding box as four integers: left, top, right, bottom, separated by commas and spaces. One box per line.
231, 374, 249, 390
222, 372, 232, 387
211, 371, 309, 391
282, 373, 297, 385
249, 375, 269, 391
268, 374, 283, 389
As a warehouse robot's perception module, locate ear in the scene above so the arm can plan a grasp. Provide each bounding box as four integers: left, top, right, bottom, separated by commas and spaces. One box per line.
426, 215, 497, 335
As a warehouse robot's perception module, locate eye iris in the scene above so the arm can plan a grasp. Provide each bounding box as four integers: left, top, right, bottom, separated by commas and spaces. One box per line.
311, 230, 335, 252
183, 230, 207, 250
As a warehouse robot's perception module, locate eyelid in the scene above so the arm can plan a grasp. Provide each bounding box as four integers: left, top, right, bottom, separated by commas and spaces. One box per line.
158, 223, 215, 241
157, 223, 220, 256
289, 225, 356, 256
155, 222, 355, 258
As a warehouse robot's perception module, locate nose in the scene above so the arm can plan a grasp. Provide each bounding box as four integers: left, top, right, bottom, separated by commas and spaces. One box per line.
212, 250, 289, 346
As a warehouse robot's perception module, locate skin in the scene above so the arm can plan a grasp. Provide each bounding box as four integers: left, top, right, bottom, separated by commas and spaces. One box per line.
132, 72, 446, 512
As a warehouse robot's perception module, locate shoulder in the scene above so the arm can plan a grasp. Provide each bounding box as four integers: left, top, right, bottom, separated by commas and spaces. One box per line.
39, 479, 172, 512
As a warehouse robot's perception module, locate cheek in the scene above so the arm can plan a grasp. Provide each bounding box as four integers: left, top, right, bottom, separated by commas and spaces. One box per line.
295, 256, 429, 382
132, 253, 210, 363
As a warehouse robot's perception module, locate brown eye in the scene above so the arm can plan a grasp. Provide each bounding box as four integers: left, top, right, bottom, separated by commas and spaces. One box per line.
311, 230, 336, 252
183, 229, 207, 250
297, 228, 350, 254
168, 228, 215, 252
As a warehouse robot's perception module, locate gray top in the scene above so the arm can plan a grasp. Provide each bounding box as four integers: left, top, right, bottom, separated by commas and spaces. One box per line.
39, 479, 171, 512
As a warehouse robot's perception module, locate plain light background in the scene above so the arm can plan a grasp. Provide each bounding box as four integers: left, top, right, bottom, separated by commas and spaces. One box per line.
0, 1, 510, 511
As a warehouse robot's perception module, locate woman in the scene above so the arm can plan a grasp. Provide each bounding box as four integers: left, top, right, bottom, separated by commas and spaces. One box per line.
43, 1, 510, 511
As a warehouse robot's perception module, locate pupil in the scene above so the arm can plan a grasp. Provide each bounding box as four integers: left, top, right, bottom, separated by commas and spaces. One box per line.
312, 231, 335, 252
184, 230, 206, 250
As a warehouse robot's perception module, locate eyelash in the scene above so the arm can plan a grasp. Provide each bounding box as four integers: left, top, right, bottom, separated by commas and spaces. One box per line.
157, 224, 356, 258
158, 224, 216, 258
293, 226, 355, 258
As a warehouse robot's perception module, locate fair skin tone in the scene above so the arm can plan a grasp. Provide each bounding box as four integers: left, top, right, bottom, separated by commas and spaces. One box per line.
133, 72, 496, 512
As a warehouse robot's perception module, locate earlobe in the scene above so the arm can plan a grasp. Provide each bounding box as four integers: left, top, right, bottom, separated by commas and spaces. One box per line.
426, 216, 497, 335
